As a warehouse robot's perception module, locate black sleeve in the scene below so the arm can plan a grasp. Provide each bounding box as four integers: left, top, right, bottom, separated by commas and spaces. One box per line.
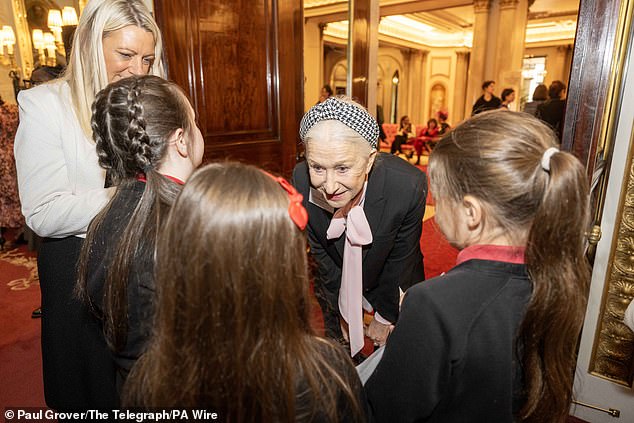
367, 171, 427, 323
365, 287, 451, 423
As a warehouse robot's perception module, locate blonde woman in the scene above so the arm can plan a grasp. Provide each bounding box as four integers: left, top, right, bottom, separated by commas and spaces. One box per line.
14, 0, 165, 410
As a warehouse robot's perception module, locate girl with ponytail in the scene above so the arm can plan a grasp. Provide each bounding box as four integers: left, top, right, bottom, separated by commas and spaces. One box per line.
365, 110, 590, 422
77, 75, 203, 395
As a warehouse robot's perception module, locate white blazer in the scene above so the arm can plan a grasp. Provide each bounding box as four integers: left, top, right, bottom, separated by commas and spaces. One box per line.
14, 80, 113, 238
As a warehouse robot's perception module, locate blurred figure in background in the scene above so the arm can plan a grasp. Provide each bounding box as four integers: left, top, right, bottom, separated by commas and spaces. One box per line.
522, 84, 547, 116
500, 88, 515, 109
537, 80, 567, 140
471, 80, 501, 115
319, 84, 334, 103
0, 95, 21, 249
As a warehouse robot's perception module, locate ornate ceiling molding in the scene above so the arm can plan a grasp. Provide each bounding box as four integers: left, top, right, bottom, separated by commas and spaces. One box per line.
474, 0, 492, 13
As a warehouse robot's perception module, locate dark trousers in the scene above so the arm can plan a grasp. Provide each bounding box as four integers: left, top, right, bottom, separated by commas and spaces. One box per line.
38, 237, 118, 411
390, 135, 408, 154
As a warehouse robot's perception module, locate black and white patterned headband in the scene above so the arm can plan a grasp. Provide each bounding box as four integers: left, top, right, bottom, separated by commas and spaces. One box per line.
299, 97, 379, 149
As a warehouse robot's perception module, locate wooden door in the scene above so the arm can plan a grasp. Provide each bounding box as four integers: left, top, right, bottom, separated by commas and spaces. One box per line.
154, 0, 303, 176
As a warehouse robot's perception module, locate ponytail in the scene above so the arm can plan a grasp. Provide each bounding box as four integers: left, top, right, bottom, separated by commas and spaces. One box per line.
519, 151, 590, 422
429, 111, 590, 422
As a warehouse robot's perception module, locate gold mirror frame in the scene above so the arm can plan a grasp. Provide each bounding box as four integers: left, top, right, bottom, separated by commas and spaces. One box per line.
587, 0, 634, 387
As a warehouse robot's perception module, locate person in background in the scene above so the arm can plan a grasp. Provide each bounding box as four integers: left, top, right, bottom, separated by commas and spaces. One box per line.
319, 84, 334, 103
413, 118, 439, 165
14, 0, 166, 410
76, 75, 203, 398
293, 97, 427, 361
124, 162, 366, 423
436, 110, 451, 135
522, 84, 547, 116
365, 111, 590, 423
391, 115, 416, 155
537, 80, 567, 140
500, 88, 515, 109
471, 80, 502, 115
0, 95, 21, 249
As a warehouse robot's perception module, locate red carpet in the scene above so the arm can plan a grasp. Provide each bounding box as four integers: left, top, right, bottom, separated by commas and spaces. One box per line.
422, 217, 458, 279
0, 237, 46, 409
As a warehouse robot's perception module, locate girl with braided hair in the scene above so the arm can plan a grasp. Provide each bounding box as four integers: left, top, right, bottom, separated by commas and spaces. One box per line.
77, 74, 203, 398
14, 0, 166, 410
366, 111, 590, 423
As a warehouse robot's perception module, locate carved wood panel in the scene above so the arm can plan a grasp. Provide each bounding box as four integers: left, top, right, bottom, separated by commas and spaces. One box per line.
154, 0, 303, 175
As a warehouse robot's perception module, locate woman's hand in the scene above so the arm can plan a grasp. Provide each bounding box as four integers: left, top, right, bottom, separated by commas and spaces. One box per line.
365, 316, 394, 347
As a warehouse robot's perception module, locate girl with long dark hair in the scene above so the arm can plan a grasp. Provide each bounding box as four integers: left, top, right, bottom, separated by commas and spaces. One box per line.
77, 74, 203, 394
366, 111, 590, 422
125, 162, 366, 422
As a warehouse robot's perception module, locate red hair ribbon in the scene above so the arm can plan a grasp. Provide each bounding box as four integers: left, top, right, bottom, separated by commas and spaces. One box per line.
262, 171, 308, 231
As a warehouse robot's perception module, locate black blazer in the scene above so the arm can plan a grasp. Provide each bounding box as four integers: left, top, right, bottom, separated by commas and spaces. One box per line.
292, 153, 427, 323
365, 258, 532, 422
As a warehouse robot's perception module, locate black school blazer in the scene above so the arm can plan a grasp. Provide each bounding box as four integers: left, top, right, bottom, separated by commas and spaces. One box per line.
292, 153, 427, 323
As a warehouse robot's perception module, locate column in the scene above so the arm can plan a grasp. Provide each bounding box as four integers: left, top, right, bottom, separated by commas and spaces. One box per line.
408, 49, 428, 124
303, 21, 324, 111
453, 50, 470, 124
350, 0, 379, 110
465, 0, 492, 114
494, 0, 528, 111
11, 0, 34, 80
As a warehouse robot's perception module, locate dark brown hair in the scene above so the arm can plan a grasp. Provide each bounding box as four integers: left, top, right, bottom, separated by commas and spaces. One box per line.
501, 88, 515, 102
532, 84, 548, 101
548, 80, 566, 99
399, 115, 411, 130
429, 111, 590, 422
77, 75, 193, 352
123, 162, 364, 422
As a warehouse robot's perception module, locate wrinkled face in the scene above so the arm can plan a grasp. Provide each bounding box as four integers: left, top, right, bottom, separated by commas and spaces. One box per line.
103, 25, 156, 83
306, 123, 376, 209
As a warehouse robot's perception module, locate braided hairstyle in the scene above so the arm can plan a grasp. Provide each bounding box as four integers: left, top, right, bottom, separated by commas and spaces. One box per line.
78, 75, 194, 352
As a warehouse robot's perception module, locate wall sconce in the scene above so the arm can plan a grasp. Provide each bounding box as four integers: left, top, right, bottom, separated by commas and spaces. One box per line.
32, 29, 45, 65
62, 7, 78, 26
0, 26, 16, 67
43, 32, 56, 66
47, 9, 63, 44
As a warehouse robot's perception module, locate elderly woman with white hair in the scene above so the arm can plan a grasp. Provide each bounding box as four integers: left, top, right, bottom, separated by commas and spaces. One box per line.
14, 0, 166, 410
293, 97, 427, 359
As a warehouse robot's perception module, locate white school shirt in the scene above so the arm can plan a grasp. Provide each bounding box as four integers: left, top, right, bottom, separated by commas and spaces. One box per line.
14, 80, 113, 238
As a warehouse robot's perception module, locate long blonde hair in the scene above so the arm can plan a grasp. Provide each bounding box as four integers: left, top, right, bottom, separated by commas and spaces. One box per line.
63, 0, 166, 137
